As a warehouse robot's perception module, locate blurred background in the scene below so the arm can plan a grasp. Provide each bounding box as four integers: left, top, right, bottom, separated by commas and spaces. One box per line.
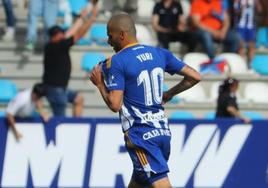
0, 0, 268, 120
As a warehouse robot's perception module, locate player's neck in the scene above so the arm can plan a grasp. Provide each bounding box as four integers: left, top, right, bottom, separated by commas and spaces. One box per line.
122, 39, 139, 49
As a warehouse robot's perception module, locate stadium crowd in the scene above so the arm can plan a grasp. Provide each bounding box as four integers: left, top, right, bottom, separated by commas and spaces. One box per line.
1, 0, 268, 140
1, 0, 268, 65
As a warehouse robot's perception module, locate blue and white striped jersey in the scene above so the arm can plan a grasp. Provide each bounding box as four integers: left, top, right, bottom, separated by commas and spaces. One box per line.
102, 43, 185, 132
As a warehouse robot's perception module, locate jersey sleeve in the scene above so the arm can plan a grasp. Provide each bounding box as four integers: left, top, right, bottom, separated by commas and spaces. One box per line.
161, 48, 186, 75
103, 56, 125, 91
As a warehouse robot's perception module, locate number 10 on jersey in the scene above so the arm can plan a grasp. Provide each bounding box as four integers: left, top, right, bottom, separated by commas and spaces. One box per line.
137, 67, 164, 106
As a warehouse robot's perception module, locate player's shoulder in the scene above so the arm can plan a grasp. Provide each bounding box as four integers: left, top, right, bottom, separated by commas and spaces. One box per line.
100, 57, 113, 71
101, 55, 122, 72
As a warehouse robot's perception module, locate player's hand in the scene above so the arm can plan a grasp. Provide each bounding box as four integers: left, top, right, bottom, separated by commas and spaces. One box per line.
89, 64, 103, 87
162, 91, 172, 105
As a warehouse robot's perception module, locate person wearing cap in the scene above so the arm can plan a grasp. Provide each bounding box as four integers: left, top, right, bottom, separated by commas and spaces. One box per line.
216, 77, 251, 123
42, 5, 98, 117
6, 83, 49, 141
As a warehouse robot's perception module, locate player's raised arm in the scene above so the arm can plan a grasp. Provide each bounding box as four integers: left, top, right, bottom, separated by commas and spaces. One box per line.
162, 65, 201, 104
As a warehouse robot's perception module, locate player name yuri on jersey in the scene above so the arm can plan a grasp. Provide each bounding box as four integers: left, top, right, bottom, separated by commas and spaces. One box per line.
136, 52, 153, 62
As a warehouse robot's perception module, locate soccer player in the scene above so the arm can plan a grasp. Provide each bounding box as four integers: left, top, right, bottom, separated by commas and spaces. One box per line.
90, 14, 201, 188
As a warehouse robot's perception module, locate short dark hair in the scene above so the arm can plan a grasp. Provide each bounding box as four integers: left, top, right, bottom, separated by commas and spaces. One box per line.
32, 83, 46, 98
48, 25, 65, 37
108, 13, 137, 38
219, 77, 239, 94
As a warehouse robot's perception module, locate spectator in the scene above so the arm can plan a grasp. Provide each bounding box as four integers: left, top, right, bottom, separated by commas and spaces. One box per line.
234, 0, 262, 67
2, 0, 16, 41
152, 0, 197, 51
190, 0, 239, 59
215, 77, 250, 123
6, 83, 48, 141
43, 5, 98, 117
25, 0, 59, 51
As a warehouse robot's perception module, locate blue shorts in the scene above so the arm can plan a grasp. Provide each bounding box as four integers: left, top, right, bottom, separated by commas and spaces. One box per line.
46, 86, 78, 116
237, 27, 256, 42
124, 124, 171, 186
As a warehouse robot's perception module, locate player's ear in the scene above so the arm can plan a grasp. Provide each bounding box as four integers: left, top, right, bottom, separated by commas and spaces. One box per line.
119, 31, 125, 40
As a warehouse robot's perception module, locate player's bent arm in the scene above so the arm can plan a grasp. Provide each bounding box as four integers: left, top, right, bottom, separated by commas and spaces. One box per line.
97, 84, 123, 113
90, 64, 123, 112
164, 65, 201, 101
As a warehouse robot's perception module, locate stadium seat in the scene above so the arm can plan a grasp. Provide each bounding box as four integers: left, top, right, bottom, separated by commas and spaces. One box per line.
183, 53, 210, 72
90, 24, 108, 46
81, 52, 106, 72
217, 53, 248, 74
137, 0, 155, 18
203, 111, 216, 119
163, 83, 180, 104
0, 79, 17, 103
135, 24, 156, 46
0, 111, 5, 117
170, 111, 195, 119
77, 38, 93, 46
242, 111, 265, 120
244, 82, 268, 103
68, 0, 88, 15
178, 84, 207, 102
256, 27, 268, 48
251, 54, 268, 75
